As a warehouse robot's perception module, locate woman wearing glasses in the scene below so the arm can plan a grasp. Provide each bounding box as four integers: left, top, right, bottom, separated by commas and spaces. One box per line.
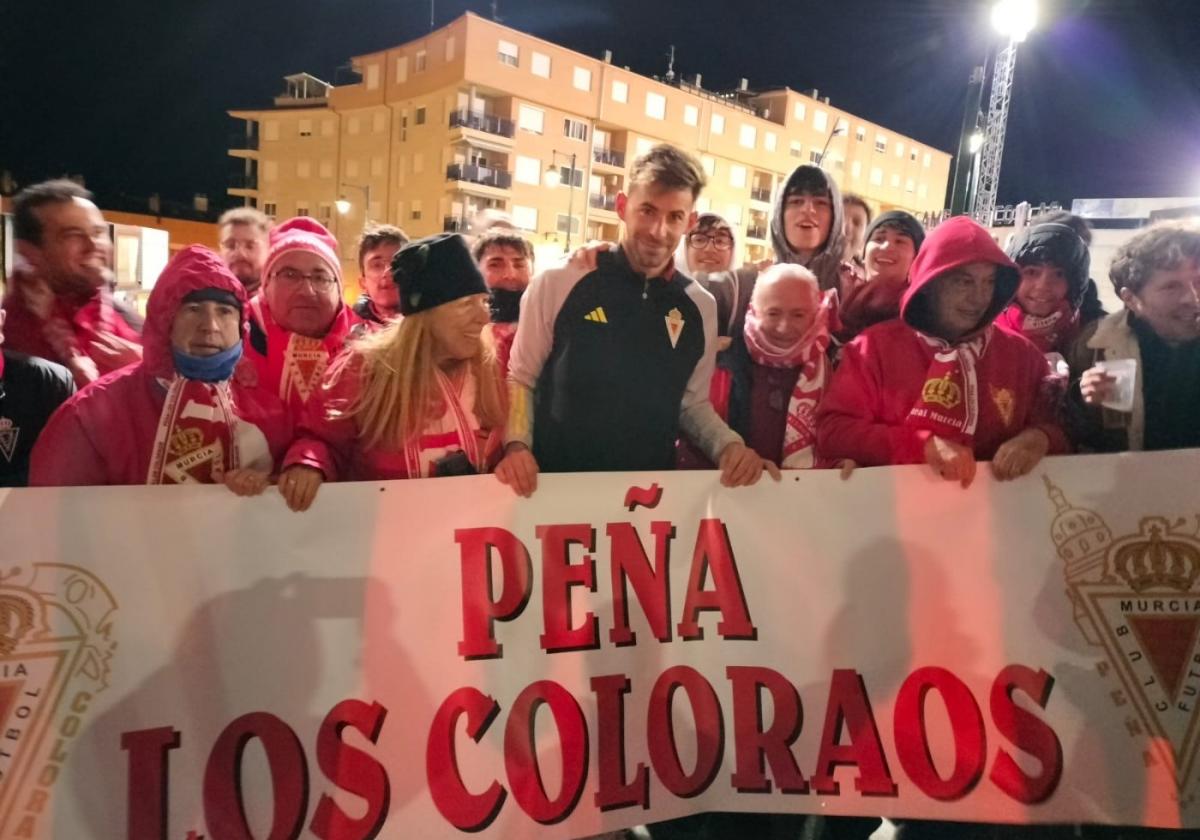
277, 234, 505, 512
242, 218, 364, 417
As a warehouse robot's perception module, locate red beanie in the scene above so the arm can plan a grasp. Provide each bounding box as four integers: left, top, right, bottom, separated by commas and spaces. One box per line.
262, 217, 342, 287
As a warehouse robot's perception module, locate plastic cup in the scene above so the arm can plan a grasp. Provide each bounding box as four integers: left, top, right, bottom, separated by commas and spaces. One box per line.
1098, 358, 1137, 413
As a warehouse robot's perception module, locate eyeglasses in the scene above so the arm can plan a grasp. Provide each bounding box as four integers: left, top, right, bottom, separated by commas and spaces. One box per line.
687, 232, 733, 251
272, 267, 337, 290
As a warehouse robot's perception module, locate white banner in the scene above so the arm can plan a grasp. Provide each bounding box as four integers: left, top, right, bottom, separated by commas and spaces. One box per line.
1, 450, 1199, 838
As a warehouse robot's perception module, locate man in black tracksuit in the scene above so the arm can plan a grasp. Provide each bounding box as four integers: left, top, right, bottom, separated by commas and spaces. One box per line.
496, 144, 775, 494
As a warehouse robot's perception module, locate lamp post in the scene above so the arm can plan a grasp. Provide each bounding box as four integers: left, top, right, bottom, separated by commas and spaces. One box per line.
544, 150, 578, 252
336, 182, 373, 221
817, 124, 847, 169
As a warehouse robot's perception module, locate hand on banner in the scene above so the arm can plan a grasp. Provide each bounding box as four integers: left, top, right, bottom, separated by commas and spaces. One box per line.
568, 241, 616, 273
495, 442, 539, 497
89, 331, 143, 370
924, 435, 976, 488
718, 442, 781, 487
1079, 365, 1117, 406
279, 465, 324, 511
223, 468, 271, 497
838, 459, 857, 480
991, 428, 1050, 481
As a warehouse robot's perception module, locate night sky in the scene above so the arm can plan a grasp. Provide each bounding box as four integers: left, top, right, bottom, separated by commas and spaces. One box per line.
3, 0, 1198, 211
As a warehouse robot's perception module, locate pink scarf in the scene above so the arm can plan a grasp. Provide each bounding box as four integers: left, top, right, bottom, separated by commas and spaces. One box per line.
742, 289, 838, 468
904, 327, 993, 447
996, 300, 1079, 354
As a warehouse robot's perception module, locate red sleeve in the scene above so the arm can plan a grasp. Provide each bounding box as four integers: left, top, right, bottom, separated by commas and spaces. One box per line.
816, 334, 928, 466
29, 399, 113, 486
1024, 346, 1071, 454
281, 350, 363, 481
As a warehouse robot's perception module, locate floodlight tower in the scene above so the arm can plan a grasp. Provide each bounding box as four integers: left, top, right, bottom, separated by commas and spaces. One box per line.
972, 0, 1038, 226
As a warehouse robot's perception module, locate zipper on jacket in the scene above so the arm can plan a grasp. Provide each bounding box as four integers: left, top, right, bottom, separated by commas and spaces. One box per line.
642, 277, 649, 300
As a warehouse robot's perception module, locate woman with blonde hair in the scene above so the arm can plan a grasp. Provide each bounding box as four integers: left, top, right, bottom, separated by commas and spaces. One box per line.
278, 234, 505, 511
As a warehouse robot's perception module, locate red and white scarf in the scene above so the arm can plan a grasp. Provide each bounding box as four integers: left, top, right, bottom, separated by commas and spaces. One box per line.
996, 300, 1079, 354
401, 368, 499, 478
146, 377, 240, 485
742, 289, 838, 468
905, 327, 993, 446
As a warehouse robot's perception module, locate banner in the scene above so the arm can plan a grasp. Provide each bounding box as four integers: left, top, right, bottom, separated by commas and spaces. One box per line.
1, 450, 1199, 838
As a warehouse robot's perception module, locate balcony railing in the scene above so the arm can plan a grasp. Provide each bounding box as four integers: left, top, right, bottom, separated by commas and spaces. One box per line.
750, 187, 771, 203
446, 163, 513, 190
443, 216, 467, 233
589, 193, 617, 211
229, 174, 258, 190
593, 148, 625, 167
746, 224, 768, 240
448, 110, 515, 139
228, 131, 259, 151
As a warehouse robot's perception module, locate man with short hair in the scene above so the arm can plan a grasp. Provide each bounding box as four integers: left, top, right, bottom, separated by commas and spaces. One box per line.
1069, 222, 1200, 452
842, 192, 872, 265
351, 223, 409, 329
496, 143, 777, 496
838, 210, 926, 341
3, 179, 143, 386
243, 217, 363, 417
472, 228, 533, 374
217, 207, 271, 296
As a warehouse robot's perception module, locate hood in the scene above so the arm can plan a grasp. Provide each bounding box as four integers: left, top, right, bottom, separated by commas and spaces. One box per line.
675, 211, 737, 275
900, 216, 1019, 338
143, 245, 248, 379
1005, 222, 1091, 311
769, 164, 846, 291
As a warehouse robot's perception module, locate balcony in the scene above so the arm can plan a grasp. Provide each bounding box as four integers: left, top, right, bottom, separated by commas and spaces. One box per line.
228, 131, 259, 151
228, 174, 258, 191
589, 192, 617, 212
746, 224, 768, 241
592, 148, 625, 168
449, 110, 515, 139
750, 187, 772, 203
443, 216, 467, 233
446, 163, 513, 192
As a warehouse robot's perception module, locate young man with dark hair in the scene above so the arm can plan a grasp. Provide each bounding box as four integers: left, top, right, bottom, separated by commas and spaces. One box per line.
496, 143, 777, 495
1069, 222, 1200, 452
217, 207, 272, 296
472, 229, 533, 374
351, 223, 409, 329
3, 179, 143, 387
842, 192, 872, 265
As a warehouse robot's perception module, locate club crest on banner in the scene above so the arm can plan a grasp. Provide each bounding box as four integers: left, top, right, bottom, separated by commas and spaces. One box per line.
0, 417, 18, 463
0, 564, 118, 839
1047, 477, 1200, 796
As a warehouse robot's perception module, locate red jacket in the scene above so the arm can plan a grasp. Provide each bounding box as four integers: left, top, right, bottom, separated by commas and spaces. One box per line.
29, 248, 292, 486
816, 216, 1068, 466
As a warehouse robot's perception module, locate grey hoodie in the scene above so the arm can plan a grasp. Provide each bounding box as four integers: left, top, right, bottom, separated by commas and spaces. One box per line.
769, 164, 847, 292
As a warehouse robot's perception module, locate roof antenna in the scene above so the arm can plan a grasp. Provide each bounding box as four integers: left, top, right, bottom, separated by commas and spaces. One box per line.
491, 0, 501, 21
665, 44, 676, 82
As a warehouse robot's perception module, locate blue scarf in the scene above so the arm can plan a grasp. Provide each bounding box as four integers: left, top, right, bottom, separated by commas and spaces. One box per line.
171, 342, 243, 383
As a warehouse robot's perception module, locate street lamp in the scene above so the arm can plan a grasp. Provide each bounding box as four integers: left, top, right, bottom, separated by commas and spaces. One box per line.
991, 0, 1038, 42
817, 124, 847, 169
968, 131, 985, 154
336, 182, 372, 220
544, 150, 578, 252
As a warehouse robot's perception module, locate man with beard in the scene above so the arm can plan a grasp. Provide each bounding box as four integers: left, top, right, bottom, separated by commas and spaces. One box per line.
217, 207, 271, 296
495, 143, 777, 496
3, 180, 143, 386
471, 228, 532, 375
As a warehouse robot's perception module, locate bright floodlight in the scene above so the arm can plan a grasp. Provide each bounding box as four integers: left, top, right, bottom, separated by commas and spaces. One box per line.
543, 165, 562, 188
968, 131, 985, 154
335, 198, 352, 214
992, 0, 1038, 42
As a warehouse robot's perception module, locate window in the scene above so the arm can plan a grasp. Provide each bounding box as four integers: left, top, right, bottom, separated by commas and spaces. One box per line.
557, 166, 584, 188
366, 64, 380, 90
396, 155, 406, 186
875, 133, 887, 153
739, 124, 756, 149
765, 132, 777, 152
923, 152, 932, 168
557, 214, 581, 235
790, 140, 802, 158
896, 142, 905, 159
297, 160, 311, 178
411, 200, 422, 221
905, 178, 915, 193
512, 205, 538, 231
415, 50, 427, 72
683, 104, 699, 126
911, 149, 919, 162
918, 183, 929, 199
415, 107, 426, 126
835, 117, 848, 133
573, 66, 592, 91
729, 164, 747, 189
445, 36, 456, 62
371, 157, 384, 177
890, 173, 901, 187
319, 160, 333, 178
298, 119, 313, 137
725, 204, 742, 224
296, 203, 309, 217
498, 40, 519, 67
373, 112, 387, 133
263, 161, 278, 181
870, 166, 883, 186
518, 104, 544, 134
794, 102, 806, 121
318, 202, 332, 223
710, 113, 725, 135
346, 159, 359, 178
264, 121, 279, 141
851, 160, 862, 178
531, 51, 551, 78
855, 126, 865, 142
564, 118, 588, 142
701, 156, 715, 176
645, 92, 666, 120
814, 110, 828, 132
611, 80, 628, 103
348, 117, 361, 136
634, 136, 654, 157
515, 156, 541, 185
321, 119, 334, 137
696, 196, 711, 213
809, 150, 822, 164
263, 202, 277, 217
396, 56, 408, 83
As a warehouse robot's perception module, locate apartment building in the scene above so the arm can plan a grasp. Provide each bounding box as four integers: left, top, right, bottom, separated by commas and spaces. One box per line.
228, 13, 952, 278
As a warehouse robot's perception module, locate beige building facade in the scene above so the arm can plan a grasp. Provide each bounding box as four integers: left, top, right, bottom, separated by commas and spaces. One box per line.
229, 13, 952, 277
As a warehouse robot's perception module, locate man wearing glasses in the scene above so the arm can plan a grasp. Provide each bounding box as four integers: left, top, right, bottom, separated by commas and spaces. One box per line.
243, 217, 363, 415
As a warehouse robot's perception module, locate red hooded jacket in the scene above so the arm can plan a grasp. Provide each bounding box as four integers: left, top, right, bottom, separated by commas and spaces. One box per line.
816, 216, 1068, 465
29, 247, 292, 486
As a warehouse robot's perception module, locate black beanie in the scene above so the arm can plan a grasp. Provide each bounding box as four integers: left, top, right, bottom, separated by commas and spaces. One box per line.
865, 211, 926, 253
182, 287, 243, 313
391, 233, 488, 315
